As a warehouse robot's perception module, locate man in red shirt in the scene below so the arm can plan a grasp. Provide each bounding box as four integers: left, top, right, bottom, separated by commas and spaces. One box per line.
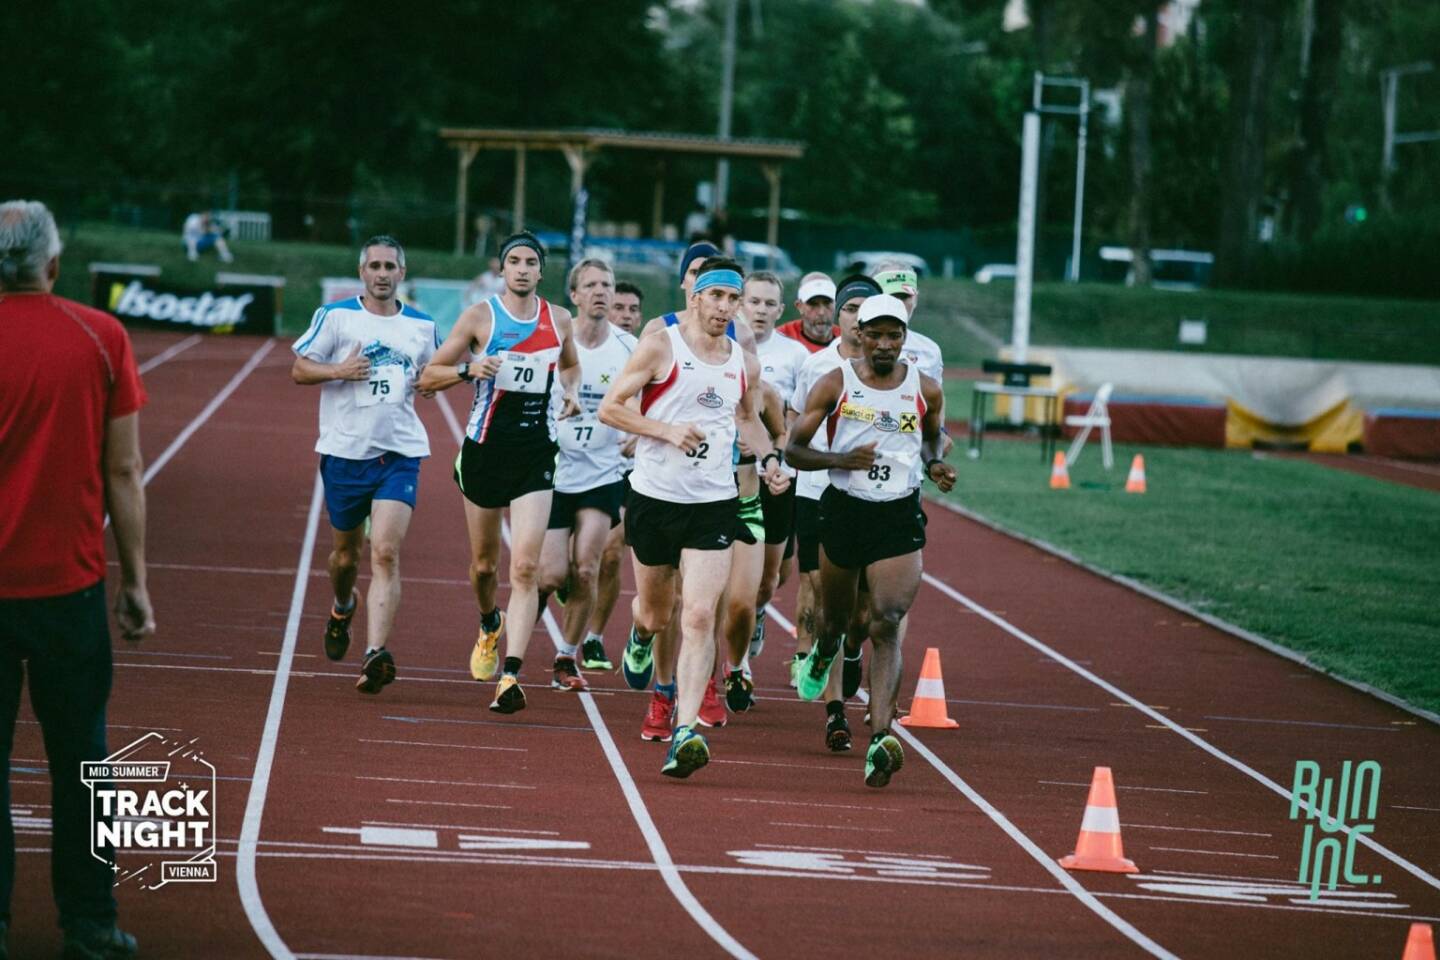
775, 271, 838, 353
0, 200, 153, 959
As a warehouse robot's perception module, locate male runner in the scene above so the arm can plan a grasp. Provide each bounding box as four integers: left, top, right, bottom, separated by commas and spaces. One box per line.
599, 258, 788, 777
776, 271, 838, 353
419, 231, 581, 714
740, 271, 808, 659
536, 258, 636, 690
785, 294, 955, 787
787, 275, 880, 695
610, 280, 644, 335
292, 235, 438, 694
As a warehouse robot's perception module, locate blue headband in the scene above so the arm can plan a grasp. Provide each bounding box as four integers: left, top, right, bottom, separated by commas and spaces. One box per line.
692, 269, 743, 295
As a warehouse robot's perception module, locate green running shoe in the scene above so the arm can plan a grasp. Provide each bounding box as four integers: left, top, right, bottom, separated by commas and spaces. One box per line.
864, 732, 904, 788
796, 641, 838, 701
621, 626, 655, 690
661, 724, 710, 779
580, 636, 613, 671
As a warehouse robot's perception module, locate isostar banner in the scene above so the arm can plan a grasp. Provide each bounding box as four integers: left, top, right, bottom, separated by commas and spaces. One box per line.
92, 271, 277, 335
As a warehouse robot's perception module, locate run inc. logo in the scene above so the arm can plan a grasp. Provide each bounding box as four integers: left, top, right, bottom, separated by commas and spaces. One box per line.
81, 732, 218, 889
1290, 759, 1382, 901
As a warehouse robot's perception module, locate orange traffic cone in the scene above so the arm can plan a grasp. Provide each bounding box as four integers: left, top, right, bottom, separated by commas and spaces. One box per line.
1059, 766, 1139, 873
1049, 451, 1071, 490
1125, 454, 1147, 494
898, 647, 959, 729
1403, 923, 1436, 960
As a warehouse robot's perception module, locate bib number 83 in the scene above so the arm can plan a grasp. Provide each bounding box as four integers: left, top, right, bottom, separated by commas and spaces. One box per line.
867, 464, 891, 482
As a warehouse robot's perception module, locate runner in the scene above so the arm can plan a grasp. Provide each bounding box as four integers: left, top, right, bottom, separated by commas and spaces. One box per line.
786, 275, 881, 695
785, 293, 956, 787
740, 271, 808, 661
535, 258, 636, 691
776, 271, 838, 353
291, 235, 439, 694
623, 242, 759, 738
418, 231, 582, 714
609, 280, 645, 335
598, 258, 788, 777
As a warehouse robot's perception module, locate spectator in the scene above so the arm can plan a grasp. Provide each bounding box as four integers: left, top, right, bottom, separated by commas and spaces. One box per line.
0, 199, 153, 959
463, 256, 505, 307
181, 210, 234, 263
683, 203, 710, 243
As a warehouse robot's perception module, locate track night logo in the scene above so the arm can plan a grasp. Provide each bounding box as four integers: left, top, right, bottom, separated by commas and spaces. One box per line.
1289, 759, 1382, 901
81, 732, 218, 889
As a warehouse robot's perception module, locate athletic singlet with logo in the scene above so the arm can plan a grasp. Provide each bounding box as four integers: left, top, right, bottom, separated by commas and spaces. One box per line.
825, 360, 926, 502
630, 324, 746, 505
466, 295, 561, 444
554, 325, 637, 493
790, 341, 846, 501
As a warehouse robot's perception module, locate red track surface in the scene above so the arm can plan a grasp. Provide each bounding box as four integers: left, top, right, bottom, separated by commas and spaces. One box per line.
10, 331, 1438, 959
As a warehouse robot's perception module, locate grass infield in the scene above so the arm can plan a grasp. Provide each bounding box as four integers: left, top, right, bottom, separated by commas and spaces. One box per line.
935, 439, 1440, 717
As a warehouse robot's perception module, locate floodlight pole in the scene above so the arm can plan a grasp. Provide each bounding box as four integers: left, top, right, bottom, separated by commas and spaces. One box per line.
715, 0, 739, 214
1033, 72, 1090, 283
1380, 61, 1438, 213
1011, 111, 1040, 424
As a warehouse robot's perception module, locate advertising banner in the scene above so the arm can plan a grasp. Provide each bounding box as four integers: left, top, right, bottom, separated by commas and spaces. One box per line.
92, 270, 277, 335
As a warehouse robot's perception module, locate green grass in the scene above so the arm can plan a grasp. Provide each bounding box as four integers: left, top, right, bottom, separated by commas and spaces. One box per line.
935, 440, 1440, 716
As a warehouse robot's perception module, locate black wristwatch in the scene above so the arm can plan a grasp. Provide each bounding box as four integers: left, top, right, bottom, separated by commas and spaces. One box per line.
925, 457, 945, 476
760, 451, 782, 472
457, 361, 475, 382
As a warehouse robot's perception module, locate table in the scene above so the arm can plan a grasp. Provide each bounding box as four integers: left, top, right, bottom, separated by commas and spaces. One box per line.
967, 381, 1061, 462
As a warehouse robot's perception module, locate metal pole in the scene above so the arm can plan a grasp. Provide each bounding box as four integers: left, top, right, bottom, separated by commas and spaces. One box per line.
1381, 69, 1397, 213
1012, 112, 1041, 428
1069, 81, 1089, 283
715, 0, 739, 212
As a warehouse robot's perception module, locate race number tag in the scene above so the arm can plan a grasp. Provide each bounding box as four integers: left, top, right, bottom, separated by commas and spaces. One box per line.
494, 351, 549, 393
356, 365, 404, 407
558, 415, 613, 452
851, 450, 914, 497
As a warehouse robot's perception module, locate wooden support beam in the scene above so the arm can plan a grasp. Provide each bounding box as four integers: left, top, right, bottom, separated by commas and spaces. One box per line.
762, 163, 783, 250
513, 145, 527, 232
454, 143, 479, 256
651, 161, 666, 238
560, 143, 590, 197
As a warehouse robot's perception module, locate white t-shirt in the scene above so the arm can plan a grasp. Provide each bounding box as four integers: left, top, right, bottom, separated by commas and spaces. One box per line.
899, 327, 944, 383
755, 331, 809, 409
293, 297, 439, 460
555, 325, 638, 493
790, 341, 848, 501
827, 360, 925, 501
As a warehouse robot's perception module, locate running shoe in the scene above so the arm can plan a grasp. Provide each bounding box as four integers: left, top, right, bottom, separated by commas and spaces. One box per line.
864, 732, 905, 788
61, 922, 137, 960
748, 608, 767, 658
489, 675, 526, 714
355, 648, 395, 695
788, 652, 804, 689
555, 574, 572, 607
552, 656, 588, 692
661, 724, 710, 779
323, 591, 360, 661
641, 691, 676, 742
621, 626, 654, 690
697, 677, 728, 727
825, 711, 853, 752
724, 669, 755, 713
796, 642, 838, 702
469, 612, 505, 682
842, 650, 864, 699
580, 637, 613, 671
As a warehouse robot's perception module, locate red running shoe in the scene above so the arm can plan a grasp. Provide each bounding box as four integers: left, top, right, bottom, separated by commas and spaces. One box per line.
641, 691, 675, 742
551, 656, 588, 691
697, 677, 728, 728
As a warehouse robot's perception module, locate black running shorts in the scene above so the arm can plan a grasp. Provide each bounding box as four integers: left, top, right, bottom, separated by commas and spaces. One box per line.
454, 436, 557, 509
625, 489, 755, 568
759, 481, 796, 546
818, 486, 926, 570
548, 480, 626, 530
794, 496, 823, 573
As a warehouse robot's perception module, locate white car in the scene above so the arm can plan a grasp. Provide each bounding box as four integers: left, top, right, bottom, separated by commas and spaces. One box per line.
974, 263, 1017, 283
844, 250, 932, 277
733, 241, 800, 279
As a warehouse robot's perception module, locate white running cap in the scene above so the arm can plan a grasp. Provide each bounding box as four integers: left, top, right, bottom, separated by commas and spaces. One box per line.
856, 293, 909, 326
796, 276, 837, 303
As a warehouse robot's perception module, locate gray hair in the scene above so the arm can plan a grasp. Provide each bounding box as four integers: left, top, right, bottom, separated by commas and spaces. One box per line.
0, 200, 63, 289
359, 234, 405, 268
744, 270, 784, 298
567, 257, 614, 292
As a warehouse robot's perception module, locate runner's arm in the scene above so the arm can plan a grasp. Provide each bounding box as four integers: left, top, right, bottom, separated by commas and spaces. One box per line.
553, 307, 582, 418
784, 369, 876, 472
598, 333, 703, 452
737, 355, 788, 493
417, 303, 497, 392
920, 373, 957, 492
292, 344, 369, 385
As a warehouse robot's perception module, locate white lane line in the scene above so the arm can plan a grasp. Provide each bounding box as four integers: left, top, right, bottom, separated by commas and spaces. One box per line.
1148, 846, 1280, 860
726, 798, 902, 813
355, 776, 534, 790
358, 739, 527, 753
437, 391, 758, 960
363, 821, 559, 836
1128, 824, 1273, 838
920, 570, 1440, 896
384, 799, 510, 810
1039, 780, 1209, 796
757, 843, 953, 859
1356, 454, 1440, 477
1392, 805, 1440, 813
1202, 714, 1399, 732
237, 471, 322, 960
768, 822, 893, 833
108, 338, 276, 530
711, 758, 849, 771
136, 333, 202, 374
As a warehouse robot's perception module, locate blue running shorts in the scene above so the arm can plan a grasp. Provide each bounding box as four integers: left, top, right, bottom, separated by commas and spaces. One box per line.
320, 453, 422, 532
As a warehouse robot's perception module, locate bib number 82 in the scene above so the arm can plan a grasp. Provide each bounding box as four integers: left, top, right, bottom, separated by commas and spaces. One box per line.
686, 442, 710, 460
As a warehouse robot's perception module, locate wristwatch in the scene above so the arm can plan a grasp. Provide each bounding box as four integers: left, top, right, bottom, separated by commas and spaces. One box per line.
457, 361, 475, 382
760, 451, 782, 472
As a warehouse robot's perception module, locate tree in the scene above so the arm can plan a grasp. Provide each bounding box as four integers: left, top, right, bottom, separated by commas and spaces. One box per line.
1128, 4, 1163, 285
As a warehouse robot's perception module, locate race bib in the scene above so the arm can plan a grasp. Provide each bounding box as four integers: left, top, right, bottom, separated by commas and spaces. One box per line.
558, 415, 614, 452
850, 450, 915, 497
356, 365, 404, 407
494, 351, 549, 393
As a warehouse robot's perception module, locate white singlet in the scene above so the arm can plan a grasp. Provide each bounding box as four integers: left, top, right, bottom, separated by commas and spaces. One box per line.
826, 359, 926, 502
790, 341, 847, 501
554, 325, 638, 493
630, 324, 745, 505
